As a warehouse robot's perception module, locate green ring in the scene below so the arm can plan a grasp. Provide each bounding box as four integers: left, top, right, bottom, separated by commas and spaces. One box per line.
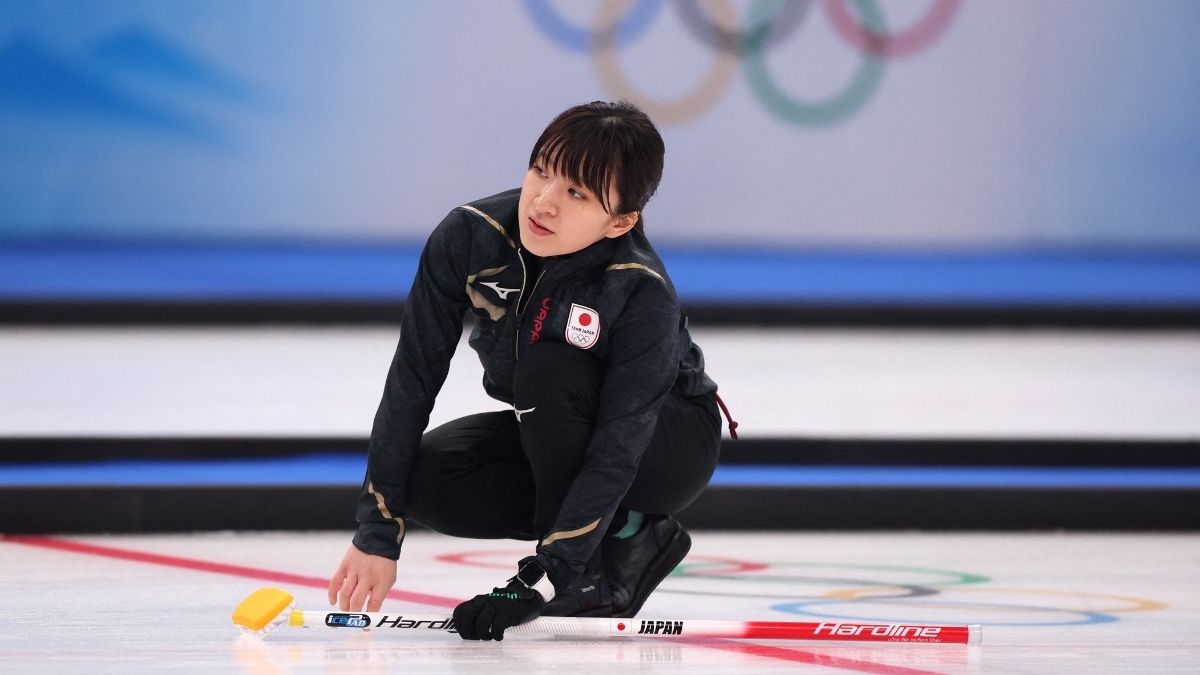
673, 560, 990, 587
743, 0, 886, 126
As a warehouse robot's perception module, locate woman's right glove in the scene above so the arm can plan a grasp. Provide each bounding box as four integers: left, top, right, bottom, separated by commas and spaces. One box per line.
453, 556, 553, 641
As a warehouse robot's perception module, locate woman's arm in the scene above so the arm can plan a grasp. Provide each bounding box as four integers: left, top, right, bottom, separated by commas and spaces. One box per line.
331, 210, 473, 610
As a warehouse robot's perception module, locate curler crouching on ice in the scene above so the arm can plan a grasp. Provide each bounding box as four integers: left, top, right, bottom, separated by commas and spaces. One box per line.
327, 101, 736, 641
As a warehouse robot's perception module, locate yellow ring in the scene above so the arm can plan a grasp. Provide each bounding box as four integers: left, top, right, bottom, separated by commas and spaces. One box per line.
592, 0, 740, 124
824, 586, 1168, 614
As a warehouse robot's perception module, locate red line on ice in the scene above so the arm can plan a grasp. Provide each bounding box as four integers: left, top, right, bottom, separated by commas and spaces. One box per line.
2, 535, 944, 675
1, 534, 455, 607
682, 638, 947, 675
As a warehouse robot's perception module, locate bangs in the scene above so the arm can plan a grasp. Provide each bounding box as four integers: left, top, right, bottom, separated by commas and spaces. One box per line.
531, 127, 623, 214
528, 101, 665, 228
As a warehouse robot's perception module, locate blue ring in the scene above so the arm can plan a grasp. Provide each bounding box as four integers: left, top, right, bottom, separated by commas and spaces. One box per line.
522, 0, 665, 52
770, 599, 1119, 627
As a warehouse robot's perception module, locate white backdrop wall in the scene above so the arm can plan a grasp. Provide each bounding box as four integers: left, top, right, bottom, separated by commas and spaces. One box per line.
0, 0, 1197, 248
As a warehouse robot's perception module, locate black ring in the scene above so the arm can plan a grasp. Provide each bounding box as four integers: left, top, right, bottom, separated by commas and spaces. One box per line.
658, 579, 940, 601
674, 0, 815, 55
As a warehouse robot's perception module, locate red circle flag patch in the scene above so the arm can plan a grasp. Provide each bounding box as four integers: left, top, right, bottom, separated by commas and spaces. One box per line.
565, 303, 600, 349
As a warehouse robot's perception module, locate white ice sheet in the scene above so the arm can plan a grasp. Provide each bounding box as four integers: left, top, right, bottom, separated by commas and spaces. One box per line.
2, 327, 1198, 438
1, 531, 1197, 674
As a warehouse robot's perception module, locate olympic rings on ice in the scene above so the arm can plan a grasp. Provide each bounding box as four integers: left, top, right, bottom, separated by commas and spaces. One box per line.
521, 0, 962, 126
772, 598, 1123, 626
824, 586, 1170, 614
437, 548, 1169, 628
673, 559, 988, 587
662, 559, 981, 600
771, 586, 1168, 627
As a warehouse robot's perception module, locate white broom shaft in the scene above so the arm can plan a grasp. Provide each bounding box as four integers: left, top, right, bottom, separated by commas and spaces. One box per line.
296, 611, 980, 644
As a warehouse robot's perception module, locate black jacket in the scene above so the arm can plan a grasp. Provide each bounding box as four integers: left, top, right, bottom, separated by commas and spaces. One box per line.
353, 188, 718, 588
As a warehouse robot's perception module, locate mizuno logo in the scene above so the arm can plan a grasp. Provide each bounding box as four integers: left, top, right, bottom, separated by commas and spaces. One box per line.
514, 406, 536, 422
480, 281, 519, 299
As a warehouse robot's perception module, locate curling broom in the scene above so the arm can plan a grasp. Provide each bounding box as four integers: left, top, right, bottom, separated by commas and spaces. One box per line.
233, 587, 981, 645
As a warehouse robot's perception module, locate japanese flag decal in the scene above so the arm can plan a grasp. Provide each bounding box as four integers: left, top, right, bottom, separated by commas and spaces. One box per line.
565, 303, 600, 349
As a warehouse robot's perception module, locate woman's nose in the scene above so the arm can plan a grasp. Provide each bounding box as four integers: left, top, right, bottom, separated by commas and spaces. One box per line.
534, 184, 558, 215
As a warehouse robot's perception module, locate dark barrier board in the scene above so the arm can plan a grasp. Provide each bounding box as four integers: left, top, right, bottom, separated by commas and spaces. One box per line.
1, 485, 1196, 533
2, 437, 1196, 467
2, 300, 1198, 328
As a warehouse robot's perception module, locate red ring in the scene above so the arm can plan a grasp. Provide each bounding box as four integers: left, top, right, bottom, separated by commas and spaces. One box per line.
435, 549, 517, 570
674, 554, 770, 575
436, 550, 770, 575
822, 0, 960, 58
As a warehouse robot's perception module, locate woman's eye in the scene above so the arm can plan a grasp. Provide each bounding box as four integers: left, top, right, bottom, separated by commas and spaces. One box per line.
569, 188, 585, 200
532, 165, 547, 178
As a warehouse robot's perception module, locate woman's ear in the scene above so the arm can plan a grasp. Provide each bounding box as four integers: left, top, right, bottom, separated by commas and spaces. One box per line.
604, 211, 640, 239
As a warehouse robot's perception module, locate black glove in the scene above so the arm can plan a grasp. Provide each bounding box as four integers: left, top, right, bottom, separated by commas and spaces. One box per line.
453, 557, 550, 641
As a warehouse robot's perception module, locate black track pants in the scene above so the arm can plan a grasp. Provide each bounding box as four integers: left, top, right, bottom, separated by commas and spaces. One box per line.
403, 341, 722, 540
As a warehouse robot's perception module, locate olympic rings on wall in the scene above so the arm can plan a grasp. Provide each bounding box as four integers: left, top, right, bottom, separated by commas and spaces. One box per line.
521, 0, 961, 126
745, 0, 885, 126
592, 0, 740, 125
522, 0, 665, 51
675, 0, 815, 55
822, 0, 961, 57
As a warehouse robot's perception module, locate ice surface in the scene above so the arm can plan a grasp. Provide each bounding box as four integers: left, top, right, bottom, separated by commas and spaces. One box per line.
1, 531, 1197, 674
1, 327, 1197, 438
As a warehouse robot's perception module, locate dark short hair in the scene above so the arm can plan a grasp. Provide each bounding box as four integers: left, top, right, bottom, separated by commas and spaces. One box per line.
528, 101, 665, 228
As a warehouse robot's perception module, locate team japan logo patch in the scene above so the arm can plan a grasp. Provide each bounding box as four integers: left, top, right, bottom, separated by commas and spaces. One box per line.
565, 303, 600, 350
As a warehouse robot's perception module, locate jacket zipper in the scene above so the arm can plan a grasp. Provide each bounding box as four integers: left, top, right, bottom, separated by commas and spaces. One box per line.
514, 249, 546, 361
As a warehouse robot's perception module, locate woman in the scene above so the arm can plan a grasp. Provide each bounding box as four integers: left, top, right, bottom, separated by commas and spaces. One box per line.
327, 100, 734, 641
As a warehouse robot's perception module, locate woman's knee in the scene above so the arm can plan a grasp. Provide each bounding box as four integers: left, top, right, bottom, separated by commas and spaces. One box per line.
401, 411, 534, 538
620, 395, 722, 514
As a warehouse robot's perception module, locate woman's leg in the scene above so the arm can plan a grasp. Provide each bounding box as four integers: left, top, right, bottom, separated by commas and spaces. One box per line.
621, 390, 722, 515
401, 339, 722, 557
512, 340, 723, 617
512, 340, 721, 528
599, 391, 721, 616
403, 411, 538, 541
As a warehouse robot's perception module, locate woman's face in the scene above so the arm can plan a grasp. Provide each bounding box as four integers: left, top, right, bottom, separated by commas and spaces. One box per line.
517, 160, 638, 258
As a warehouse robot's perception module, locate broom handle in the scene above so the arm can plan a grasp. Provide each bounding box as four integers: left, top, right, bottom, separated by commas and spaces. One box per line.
293, 610, 981, 645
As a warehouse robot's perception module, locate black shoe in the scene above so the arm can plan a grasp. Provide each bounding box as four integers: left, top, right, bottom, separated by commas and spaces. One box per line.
541, 560, 613, 617
604, 514, 691, 618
